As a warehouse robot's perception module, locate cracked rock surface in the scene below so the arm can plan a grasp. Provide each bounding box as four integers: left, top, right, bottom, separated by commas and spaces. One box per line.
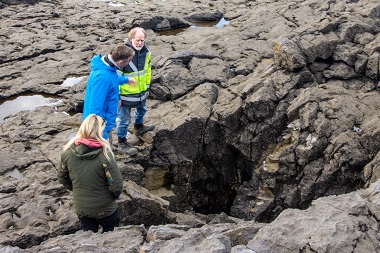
1, 0, 380, 252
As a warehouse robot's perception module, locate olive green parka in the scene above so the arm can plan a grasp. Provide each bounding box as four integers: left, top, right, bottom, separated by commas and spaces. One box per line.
57, 143, 123, 218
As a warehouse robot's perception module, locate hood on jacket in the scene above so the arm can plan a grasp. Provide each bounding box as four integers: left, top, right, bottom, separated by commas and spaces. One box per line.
90, 54, 116, 72
70, 143, 103, 160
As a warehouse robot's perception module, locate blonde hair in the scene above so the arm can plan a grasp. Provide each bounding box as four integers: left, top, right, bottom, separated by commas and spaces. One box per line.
64, 114, 114, 161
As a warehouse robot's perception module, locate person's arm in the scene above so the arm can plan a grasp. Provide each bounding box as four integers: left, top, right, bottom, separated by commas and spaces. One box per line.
107, 157, 123, 199
145, 52, 152, 97
104, 91, 118, 134
57, 158, 73, 190
146, 53, 152, 91
118, 76, 137, 86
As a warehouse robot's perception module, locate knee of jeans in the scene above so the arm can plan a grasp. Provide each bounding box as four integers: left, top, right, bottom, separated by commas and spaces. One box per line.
117, 119, 130, 127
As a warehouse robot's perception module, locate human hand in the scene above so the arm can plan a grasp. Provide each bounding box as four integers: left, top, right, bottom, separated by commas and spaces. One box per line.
128, 78, 137, 86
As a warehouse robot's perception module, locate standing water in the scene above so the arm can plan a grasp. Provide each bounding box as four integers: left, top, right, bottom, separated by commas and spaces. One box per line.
61, 76, 85, 87
0, 94, 61, 123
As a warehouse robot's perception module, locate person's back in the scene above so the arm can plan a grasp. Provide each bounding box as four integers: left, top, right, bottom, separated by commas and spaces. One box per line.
82, 45, 136, 140
58, 114, 123, 233
82, 55, 119, 122
60, 139, 119, 218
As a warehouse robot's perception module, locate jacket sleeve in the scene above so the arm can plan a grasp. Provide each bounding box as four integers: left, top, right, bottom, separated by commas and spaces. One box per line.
57, 157, 73, 191
118, 75, 129, 85
104, 87, 118, 135
147, 53, 152, 87
108, 156, 123, 199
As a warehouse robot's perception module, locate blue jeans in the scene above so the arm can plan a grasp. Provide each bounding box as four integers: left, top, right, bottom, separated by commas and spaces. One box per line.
116, 105, 147, 139
78, 209, 120, 233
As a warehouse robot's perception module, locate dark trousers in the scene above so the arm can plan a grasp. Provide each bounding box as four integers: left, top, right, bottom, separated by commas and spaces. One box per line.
79, 209, 120, 233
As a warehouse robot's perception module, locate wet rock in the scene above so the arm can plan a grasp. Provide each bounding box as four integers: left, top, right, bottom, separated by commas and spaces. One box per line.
134, 16, 191, 32
184, 10, 224, 22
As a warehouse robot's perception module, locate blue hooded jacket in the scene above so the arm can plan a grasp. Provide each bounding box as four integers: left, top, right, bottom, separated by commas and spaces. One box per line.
83, 55, 129, 139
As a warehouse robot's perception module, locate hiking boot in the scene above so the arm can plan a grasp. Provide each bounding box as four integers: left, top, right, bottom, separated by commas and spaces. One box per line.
118, 142, 138, 155
134, 123, 155, 136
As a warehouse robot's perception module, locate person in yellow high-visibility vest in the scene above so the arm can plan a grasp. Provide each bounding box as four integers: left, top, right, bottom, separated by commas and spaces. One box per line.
116, 27, 155, 155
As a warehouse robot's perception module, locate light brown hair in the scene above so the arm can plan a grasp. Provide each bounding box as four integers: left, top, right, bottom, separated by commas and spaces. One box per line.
111, 44, 135, 61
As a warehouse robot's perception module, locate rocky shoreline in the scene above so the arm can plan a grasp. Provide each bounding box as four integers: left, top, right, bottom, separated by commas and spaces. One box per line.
1, 0, 380, 252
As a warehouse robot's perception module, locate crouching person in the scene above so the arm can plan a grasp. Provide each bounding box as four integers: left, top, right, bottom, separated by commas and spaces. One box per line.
57, 114, 123, 233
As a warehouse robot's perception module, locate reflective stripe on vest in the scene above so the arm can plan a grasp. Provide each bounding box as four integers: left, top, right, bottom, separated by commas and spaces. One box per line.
120, 68, 148, 78
120, 93, 147, 102
117, 52, 151, 95
129, 61, 138, 73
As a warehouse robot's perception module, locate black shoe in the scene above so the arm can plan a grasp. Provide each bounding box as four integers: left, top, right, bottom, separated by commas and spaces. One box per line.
118, 142, 138, 155
134, 123, 155, 136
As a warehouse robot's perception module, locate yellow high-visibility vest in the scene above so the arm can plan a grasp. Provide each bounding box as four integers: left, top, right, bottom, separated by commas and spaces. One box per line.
118, 52, 151, 96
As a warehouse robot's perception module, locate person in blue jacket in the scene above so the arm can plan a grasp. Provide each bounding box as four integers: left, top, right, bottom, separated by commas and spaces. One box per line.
82, 44, 137, 141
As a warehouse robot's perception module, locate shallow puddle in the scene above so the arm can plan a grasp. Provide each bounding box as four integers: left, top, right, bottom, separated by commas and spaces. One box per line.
192, 17, 230, 28
0, 94, 62, 122
158, 17, 230, 36
5, 168, 22, 179
61, 76, 85, 87
108, 1, 124, 6
214, 18, 230, 28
